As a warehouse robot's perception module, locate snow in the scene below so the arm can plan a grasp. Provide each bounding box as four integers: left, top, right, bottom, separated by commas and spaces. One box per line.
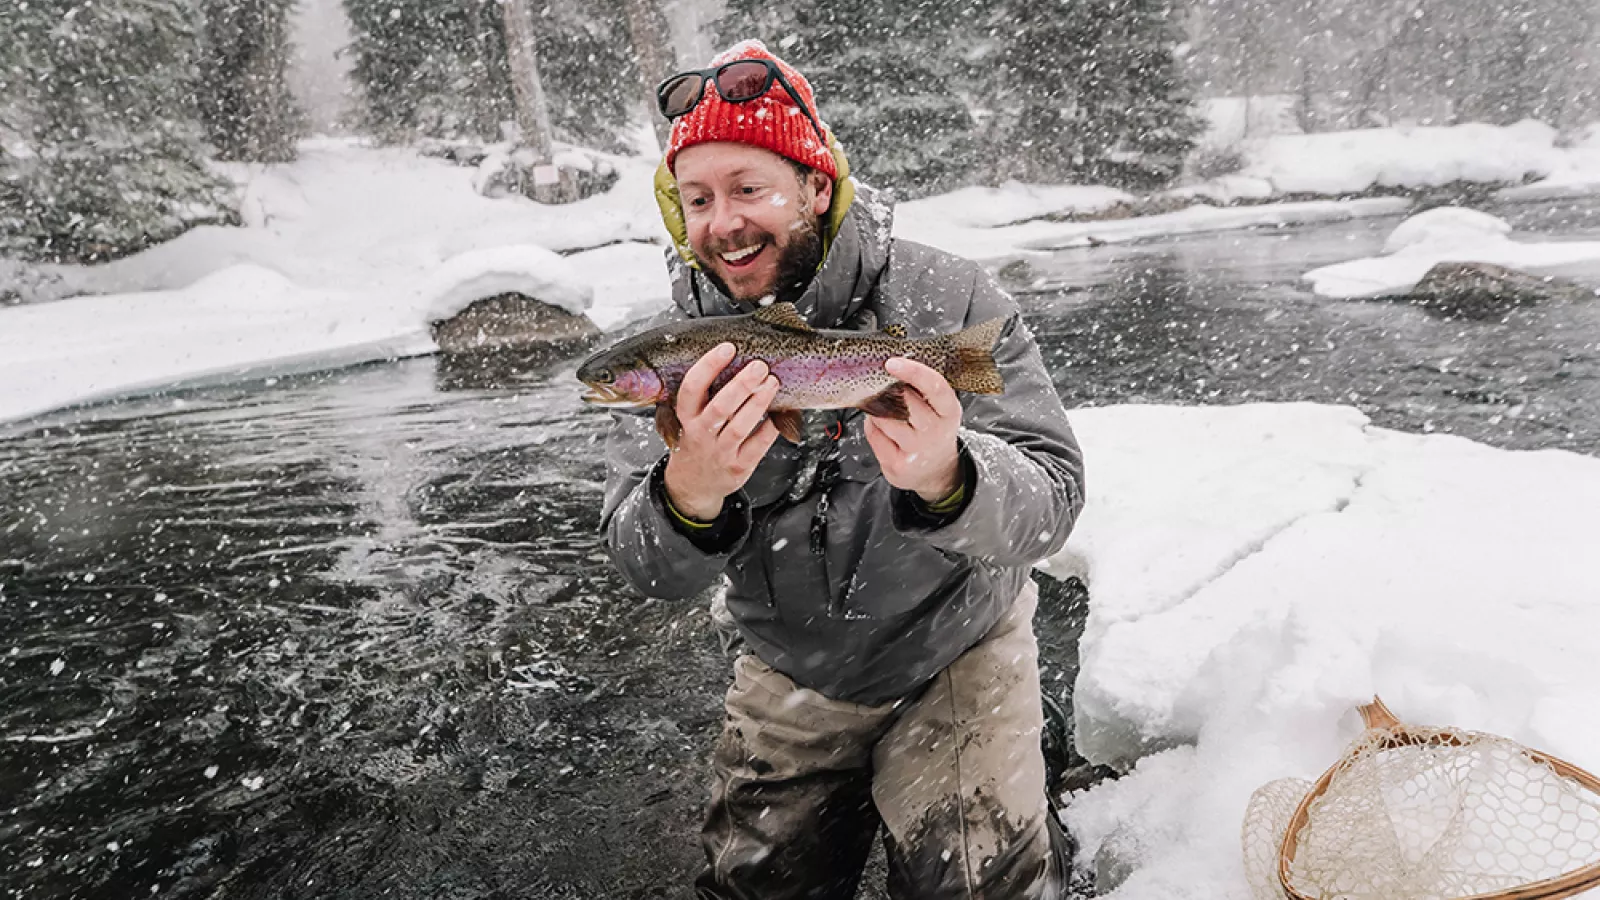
1040, 402, 1600, 900
1239, 121, 1565, 196
420, 245, 592, 323
1304, 207, 1600, 298
897, 197, 1411, 259
897, 182, 1135, 229
7, 120, 1600, 425
0, 265, 435, 424
1198, 95, 1302, 149
0, 139, 669, 424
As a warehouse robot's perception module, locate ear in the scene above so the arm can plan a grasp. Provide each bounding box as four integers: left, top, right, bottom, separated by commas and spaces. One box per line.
808, 170, 834, 218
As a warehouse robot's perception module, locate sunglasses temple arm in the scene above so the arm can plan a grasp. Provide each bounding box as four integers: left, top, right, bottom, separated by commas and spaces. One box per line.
771, 69, 829, 146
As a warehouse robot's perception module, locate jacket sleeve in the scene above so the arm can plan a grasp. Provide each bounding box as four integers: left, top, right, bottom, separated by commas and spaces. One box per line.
598, 408, 752, 600
892, 270, 1086, 566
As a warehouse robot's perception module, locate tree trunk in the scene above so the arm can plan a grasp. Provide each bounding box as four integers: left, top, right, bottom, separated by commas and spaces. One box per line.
621, 0, 676, 151
499, 0, 577, 203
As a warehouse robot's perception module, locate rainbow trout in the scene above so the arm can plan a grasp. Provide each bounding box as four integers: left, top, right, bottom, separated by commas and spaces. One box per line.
576, 302, 1007, 448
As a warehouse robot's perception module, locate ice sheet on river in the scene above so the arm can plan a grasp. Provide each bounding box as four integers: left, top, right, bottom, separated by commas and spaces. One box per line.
1044, 401, 1600, 900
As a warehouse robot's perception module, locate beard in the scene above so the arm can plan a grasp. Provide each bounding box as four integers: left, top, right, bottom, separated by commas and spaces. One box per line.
701, 211, 825, 309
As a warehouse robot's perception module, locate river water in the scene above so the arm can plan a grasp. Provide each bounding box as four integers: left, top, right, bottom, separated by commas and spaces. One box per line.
3, 200, 1598, 899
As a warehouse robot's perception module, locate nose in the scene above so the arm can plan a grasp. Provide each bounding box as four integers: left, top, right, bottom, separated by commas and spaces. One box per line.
708, 198, 746, 241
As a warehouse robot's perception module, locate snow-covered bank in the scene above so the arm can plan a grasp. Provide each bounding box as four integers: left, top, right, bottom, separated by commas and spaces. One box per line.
0, 139, 671, 424
36, 137, 665, 300
1240, 120, 1567, 196
1043, 402, 1600, 900
7, 119, 1600, 426
1304, 207, 1600, 298
899, 197, 1411, 259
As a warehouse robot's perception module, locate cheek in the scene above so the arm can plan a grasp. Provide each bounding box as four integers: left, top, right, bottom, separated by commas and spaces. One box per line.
615, 370, 661, 402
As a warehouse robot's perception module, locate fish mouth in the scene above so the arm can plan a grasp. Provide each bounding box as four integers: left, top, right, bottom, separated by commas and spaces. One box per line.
581, 384, 646, 406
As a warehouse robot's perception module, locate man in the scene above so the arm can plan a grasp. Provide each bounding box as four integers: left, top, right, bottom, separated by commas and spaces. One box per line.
599, 39, 1086, 900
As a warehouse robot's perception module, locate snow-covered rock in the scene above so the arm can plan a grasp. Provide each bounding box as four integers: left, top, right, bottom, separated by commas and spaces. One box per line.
1380, 206, 1510, 254
420, 245, 592, 323
1304, 208, 1600, 299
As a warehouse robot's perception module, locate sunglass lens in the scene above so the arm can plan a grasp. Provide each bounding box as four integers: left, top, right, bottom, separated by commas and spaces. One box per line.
660, 74, 703, 117
717, 61, 772, 102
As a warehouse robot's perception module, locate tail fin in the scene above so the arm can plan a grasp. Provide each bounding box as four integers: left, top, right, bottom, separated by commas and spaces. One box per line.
946, 316, 1007, 394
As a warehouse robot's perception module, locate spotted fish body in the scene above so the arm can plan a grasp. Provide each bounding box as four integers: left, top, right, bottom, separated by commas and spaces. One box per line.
576, 302, 1007, 448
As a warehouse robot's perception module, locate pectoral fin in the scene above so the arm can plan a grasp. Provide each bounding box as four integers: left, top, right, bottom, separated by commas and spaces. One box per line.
655, 402, 683, 449
769, 409, 803, 443
858, 384, 911, 420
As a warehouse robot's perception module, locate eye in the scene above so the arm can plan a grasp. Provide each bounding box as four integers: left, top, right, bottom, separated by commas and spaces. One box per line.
688, 196, 710, 208
739, 185, 759, 195
598, 368, 615, 384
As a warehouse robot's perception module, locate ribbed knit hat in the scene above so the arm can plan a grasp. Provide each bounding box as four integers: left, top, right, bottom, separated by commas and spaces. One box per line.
664, 40, 837, 180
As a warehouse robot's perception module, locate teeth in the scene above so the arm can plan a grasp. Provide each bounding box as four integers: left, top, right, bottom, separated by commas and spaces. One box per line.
721, 244, 762, 263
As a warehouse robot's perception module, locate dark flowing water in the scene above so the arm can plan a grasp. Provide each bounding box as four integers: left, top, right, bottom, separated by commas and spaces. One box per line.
4, 201, 1599, 899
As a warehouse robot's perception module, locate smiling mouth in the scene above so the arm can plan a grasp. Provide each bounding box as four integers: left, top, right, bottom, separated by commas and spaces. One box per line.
720, 242, 766, 268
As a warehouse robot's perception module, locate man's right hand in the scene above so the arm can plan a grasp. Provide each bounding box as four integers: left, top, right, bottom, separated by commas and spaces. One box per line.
663, 343, 781, 521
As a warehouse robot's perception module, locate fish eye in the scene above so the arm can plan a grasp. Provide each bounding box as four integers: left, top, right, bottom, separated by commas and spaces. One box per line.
596, 368, 615, 384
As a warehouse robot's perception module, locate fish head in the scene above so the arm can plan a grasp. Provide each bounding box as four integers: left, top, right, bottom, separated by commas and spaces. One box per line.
577, 343, 665, 407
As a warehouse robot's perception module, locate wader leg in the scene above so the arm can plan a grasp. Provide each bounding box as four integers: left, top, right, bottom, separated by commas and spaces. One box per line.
696, 654, 892, 900
873, 582, 1071, 900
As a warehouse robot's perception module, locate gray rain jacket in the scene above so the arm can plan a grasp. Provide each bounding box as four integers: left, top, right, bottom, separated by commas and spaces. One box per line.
599, 181, 1085, 707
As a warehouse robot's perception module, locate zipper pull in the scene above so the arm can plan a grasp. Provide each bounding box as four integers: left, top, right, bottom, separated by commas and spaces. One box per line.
809, 493, 829, 555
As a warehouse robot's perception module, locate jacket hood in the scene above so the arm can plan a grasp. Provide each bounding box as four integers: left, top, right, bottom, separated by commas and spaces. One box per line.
654, 136, 894, 329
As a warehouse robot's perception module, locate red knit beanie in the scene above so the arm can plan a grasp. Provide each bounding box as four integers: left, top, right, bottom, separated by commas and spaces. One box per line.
664, 40, 837, 180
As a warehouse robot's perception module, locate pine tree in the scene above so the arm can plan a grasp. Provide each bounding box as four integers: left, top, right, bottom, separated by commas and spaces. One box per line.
716, 0, 987, 198
0, 0, 235, 263
196, 0, 304, 161
988, 0, 1203, 190
342, 0, 639, 150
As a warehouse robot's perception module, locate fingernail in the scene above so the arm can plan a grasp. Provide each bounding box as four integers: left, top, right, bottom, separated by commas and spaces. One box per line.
717, 343, 736, 358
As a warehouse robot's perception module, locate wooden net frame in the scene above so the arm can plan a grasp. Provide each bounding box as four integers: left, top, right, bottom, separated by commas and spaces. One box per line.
1274, 697, 1600, 900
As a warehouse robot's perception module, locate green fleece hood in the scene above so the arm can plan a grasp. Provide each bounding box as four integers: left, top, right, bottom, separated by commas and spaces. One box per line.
653, 133, 857, 270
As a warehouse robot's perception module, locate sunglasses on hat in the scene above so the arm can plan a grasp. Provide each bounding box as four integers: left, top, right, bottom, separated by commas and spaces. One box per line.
656, 59, 829, 147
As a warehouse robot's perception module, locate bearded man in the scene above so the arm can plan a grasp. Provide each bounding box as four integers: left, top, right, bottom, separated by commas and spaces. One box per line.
597, 39, 1087, 900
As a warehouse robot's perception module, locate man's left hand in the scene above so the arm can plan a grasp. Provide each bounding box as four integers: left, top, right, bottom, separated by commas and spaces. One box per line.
864, 358, 963, 503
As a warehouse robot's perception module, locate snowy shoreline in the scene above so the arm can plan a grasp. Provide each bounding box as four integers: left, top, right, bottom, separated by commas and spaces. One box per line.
1045, 402, 1600, 900
7, 121, 1600, 429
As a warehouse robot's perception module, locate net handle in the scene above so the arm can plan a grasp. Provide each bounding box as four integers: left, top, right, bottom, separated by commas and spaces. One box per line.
1277, 695, 1600, 900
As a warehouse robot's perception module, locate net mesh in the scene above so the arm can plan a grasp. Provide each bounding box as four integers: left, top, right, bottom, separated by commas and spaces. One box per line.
1242, 724, 1600, 900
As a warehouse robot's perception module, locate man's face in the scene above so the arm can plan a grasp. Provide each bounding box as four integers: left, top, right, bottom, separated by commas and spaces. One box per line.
674, 142, 833, 306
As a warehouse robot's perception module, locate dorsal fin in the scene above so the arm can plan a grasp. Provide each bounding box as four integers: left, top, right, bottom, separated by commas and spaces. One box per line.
882, 323, 908, 339
752, 302, 816, 333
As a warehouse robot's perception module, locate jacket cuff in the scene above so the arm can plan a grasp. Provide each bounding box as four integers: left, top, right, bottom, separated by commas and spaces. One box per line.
651, 457, 749, 555
892, 441, 977, 532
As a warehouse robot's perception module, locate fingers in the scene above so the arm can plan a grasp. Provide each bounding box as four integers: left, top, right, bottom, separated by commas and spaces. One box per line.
722, 375, 779, 446
885, 358, 961, 421
869, 414, 917, 449
864, 417, 903, 460
704, 358, 771, 424
737, 419, 781, 463
677, 343, 737, 418
900, 385, 938, 431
